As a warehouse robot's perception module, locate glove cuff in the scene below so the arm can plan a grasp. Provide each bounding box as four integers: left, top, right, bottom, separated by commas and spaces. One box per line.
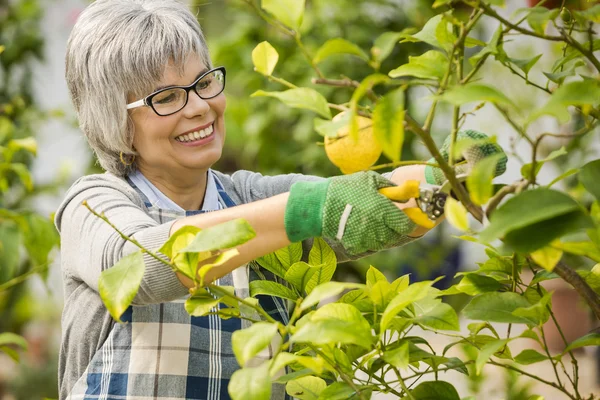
285, 179, 330, 242
424, 163, 444, 185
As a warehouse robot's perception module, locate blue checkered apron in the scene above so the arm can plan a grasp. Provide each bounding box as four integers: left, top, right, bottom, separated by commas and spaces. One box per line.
67, 173, 290, 399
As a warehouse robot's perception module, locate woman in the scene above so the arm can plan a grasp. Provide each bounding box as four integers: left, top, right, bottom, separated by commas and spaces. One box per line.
56, 0, 504, 399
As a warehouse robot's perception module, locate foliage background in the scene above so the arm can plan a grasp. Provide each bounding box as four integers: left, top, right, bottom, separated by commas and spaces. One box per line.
0, 0, 598, 399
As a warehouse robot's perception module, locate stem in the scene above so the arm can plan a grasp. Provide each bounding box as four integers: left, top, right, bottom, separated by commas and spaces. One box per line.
0, 265, 48, 292
369, 160, 437, 171
294, 33, 324, 79
488, 361, 577, 400
494, 105, 535, 146
208, 284, 277, 324
485, 180, 527, 219
539, 323, 565, 389
267, 75, 297, 89
560, 29, 600, 72
83, 201, 173, 268
405, 115, 484, 222
393, 367, 416, 400
311, 346, 367, 400
481, 3, 563, 42
551, 261, 600, 322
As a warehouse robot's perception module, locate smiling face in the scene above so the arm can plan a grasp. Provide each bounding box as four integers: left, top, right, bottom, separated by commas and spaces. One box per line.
129, 53, 226, 181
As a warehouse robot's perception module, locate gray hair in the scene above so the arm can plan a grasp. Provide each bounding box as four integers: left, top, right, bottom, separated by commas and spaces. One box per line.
65, 0, 212, 176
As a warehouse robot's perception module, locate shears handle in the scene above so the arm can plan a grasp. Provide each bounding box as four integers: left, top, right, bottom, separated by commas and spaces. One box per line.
378, 180, 436, 229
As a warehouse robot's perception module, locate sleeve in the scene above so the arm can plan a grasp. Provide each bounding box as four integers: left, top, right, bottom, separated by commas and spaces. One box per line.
55, 175, 189, 305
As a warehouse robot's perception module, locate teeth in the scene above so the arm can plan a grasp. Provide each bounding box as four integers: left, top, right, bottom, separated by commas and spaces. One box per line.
176, 124, 213, 142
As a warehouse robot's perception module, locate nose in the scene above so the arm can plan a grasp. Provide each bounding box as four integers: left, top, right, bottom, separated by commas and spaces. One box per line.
182, 90, 210, 118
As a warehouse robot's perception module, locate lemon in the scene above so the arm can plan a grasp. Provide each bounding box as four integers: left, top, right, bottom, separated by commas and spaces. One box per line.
324, 112, 382, 174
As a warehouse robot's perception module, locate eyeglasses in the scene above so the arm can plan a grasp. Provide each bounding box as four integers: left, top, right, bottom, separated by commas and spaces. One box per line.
126, 66, 226, 116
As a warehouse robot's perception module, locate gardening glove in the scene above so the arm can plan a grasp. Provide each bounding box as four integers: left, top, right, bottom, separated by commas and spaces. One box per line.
424, 129, 507, 185
284, 171, 416, 256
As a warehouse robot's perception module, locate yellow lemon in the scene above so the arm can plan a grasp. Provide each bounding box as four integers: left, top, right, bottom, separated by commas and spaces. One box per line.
324, 112, 382, 174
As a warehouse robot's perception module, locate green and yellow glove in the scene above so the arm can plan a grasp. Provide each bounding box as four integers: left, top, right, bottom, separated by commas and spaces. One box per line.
284, 171, 416, 256
424, 129, 507, 185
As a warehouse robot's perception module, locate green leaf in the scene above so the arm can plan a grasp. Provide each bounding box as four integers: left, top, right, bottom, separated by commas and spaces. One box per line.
317, 382, 358, 400
506, 211, 592, 253
255, 253, 288, 279
313, 38, 368, 64
526, 7, 559, 35
410, 381, 460, 400
383, 341, 410, 369
252, 88, 331, 119
480, 188, 587, 246
456, 274, 504, 296
252, 41, 279, 76
275, 242, 303, 268
159, 225, 201, 259
261, 0, 305, 30
509, 53, 543, 77
530, 246, 563, 272
400, 15, 442, 47
366, 265, 388, 287
349, 73, 390, 140
371, 31, 404, 66
182, 219, 256, 253
564, 333, 600, 353
159, 225, 203, 279
284, 261, 318, 292
514, 349, 548, 365
232, 322, 279, 366
372, 88, 404, 162
547, 168, 579, 188
10, 163, 33, 191
444, 197, 469, 231
469, 25, 502, 66
580, 160, 600, 202
467, 153, 505, 206
521, 146, 567, 179
300, 281, 365, 311
98, 251, 145, 322
305, 237, 337, 294
250, 280, 298, 301
368, 280, 391, 309
476, 339, 511, 375
389, 50, 448, 80
380, 279, 439, 332
185, 288, 221, 317
439, 83, 516, 108
270, 353, 325, 376
285, 376, 326, 400
400, 14, 455, 53
512, 291, 552, 327
532, 80, 600, 123
229, 364, 271, 400
0, 333, 28, 350
291, 303, 373, 349
314, 113, 351, 138
413, 302, 459, 331
463, 292, 533, 324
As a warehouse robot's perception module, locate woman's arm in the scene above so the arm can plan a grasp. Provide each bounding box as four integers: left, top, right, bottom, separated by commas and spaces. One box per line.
173, 165, 441, 287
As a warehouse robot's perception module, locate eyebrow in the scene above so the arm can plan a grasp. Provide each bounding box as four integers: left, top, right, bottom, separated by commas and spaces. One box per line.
153, 67, 210, 92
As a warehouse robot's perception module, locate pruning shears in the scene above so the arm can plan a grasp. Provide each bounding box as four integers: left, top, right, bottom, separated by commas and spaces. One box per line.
378, 174, 468, 229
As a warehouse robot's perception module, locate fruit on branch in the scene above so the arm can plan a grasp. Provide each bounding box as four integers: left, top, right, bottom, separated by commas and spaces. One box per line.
324, 111, 382, 175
